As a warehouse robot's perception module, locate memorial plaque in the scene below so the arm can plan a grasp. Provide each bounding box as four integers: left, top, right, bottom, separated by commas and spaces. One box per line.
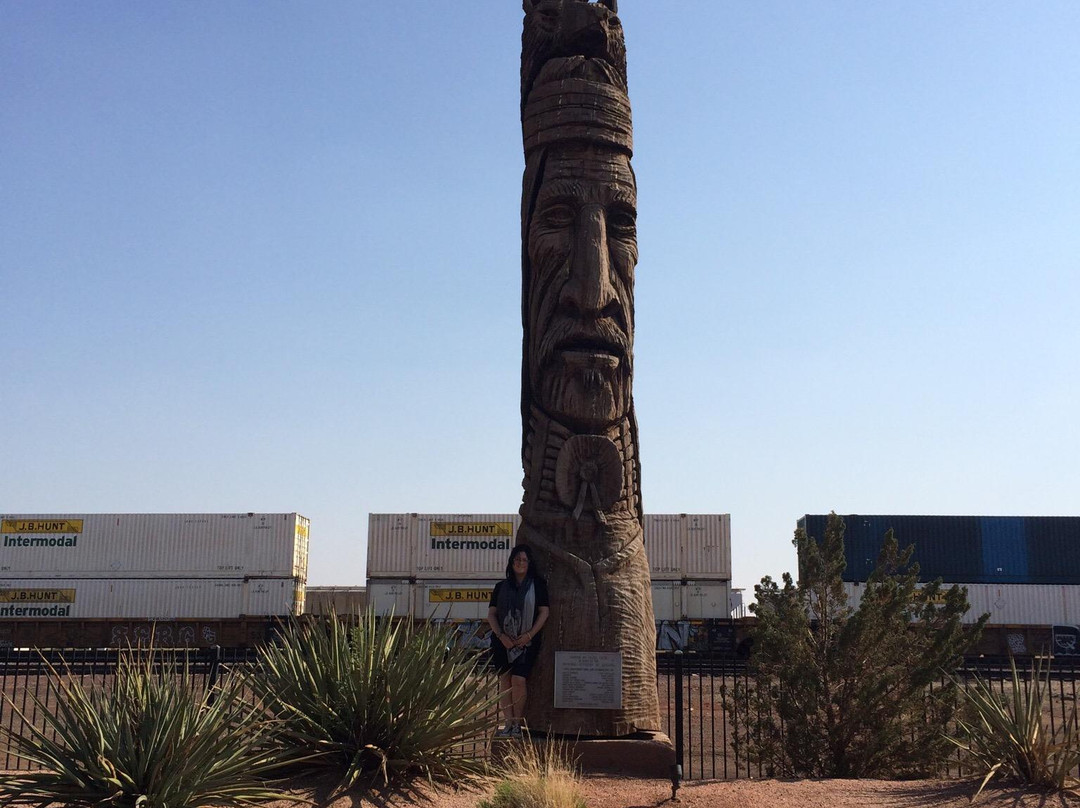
554, 651, 622, 710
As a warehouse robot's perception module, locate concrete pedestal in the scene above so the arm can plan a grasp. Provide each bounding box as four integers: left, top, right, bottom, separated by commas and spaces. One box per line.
491, 730, 675, 779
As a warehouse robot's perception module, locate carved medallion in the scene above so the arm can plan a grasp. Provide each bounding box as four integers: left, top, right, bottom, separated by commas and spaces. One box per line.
555, 434, 623, 520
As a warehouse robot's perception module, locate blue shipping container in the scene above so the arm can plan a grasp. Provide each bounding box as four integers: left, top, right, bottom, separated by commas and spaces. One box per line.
797, 515, 1080, 586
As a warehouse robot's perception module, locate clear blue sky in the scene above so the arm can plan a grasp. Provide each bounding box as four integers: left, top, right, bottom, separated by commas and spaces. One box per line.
3, 3, 1078, 595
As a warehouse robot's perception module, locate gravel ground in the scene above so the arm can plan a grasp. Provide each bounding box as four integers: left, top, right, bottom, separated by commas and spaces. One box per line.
2, 772, 1074, 806
263, 776, 1079, 808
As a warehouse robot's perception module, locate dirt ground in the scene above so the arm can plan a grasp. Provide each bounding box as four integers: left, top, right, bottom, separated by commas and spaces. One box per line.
1, 771, 1074, 806
264, 776, 1080, 808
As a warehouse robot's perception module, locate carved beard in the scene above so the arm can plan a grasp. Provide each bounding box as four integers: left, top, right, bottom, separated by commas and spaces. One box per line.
537, 348, 630, 431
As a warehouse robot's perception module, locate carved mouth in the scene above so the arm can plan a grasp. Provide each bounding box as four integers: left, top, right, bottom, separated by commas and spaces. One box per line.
557, 338, 624, 370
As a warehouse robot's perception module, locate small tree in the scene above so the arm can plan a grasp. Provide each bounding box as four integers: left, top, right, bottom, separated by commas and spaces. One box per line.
734, 512, 987, 778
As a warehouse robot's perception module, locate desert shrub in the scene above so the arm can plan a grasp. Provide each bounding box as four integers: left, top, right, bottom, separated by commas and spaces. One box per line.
732, 512, 986, 778
0, 648, 285, 808
479, 737, 587, 808
949, 657, 1080, 797
248, 609, 497, 792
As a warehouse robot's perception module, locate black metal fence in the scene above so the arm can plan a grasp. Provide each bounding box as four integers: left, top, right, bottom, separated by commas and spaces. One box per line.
658, 651, 1080, 781
0, 647, 256, 770
3, 647, 1079, 779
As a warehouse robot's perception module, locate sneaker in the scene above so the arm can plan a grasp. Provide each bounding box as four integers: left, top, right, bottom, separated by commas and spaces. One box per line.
494, 725, 513, 738
509, 724, 523, 738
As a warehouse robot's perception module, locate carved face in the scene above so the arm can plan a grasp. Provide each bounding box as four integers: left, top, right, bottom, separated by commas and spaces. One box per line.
526, 145, 637, 431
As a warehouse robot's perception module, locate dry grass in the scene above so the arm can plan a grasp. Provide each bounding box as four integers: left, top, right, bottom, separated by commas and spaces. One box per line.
479, 737, 587, 808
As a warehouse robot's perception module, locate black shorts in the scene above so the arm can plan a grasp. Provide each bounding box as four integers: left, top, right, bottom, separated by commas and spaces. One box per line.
490, 637, 540, 678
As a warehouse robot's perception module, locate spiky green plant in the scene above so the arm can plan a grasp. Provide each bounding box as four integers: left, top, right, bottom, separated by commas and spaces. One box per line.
248, 610, 498, 792
479, 737, 587, 808
949, 657, 1080, 798
0, 648, 288, 808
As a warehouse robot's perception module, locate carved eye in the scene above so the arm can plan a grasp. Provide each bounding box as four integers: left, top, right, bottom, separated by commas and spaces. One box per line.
607, 207, 636, 237
541, 203, 575, 228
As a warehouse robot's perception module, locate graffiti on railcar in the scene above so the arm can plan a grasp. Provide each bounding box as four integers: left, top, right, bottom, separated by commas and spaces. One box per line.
655, 619, 737, 653
109, 622, 216, 647
431, 618, 493, 651
656, 619, 693, 651
1007, 632, 1027, 655
1053, 624, 1080, 656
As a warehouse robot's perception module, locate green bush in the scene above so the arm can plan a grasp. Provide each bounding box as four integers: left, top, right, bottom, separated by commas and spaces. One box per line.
949, 657, 1080, 797
479, 737, 587, 808
248, 610, 497, 792
0, 648, 285, 808
733, 512, 986, 778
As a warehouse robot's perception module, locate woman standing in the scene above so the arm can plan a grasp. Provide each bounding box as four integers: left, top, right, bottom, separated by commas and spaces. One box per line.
487, 544, 550, 737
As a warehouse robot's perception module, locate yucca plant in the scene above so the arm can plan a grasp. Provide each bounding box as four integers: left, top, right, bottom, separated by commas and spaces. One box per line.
0, 648, 288, 808
949, 656, 1080, 798
479, 737, 587, 808
248, 610, 498, 792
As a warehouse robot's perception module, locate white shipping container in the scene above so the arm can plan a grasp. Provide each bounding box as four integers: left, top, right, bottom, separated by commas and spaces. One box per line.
682, 581, 731, 620
367, 514, 519, 581
643, 515, 682, 578
729, 589, 746, 619
368, 580, 414, 616
643, 514, 731, 581
367, 577, 732, 623
650, 581, 733, 621
843, 583, 1080, 626
368, 513, 730, 582
304, 587, 368, 616
366, 515, 416, 578
0, 514, 309, 580
416, 580, 497, 621
650, 581, 681, 622
414, 514, 519, 579
684, 514, 732, 580
0, 577, 302, 620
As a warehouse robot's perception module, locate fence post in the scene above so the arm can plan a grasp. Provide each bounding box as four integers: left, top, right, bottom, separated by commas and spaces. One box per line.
671, 650, 684, 799
206, 645, 222, 706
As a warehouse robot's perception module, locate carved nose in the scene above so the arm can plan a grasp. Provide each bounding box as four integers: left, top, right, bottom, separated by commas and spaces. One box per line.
561, 206, 617, 316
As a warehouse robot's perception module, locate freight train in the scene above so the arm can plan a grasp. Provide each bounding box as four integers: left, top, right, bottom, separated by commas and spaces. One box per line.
299, 584, 746, 655
4, 511, 1080, 659
357, 513, 1080, 659
799, 514, 1080, 659
0, 513, 308, 649
363, 512, 738, 653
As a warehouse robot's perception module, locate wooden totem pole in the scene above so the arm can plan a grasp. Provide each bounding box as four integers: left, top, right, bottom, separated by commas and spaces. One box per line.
517, 0, 659, 736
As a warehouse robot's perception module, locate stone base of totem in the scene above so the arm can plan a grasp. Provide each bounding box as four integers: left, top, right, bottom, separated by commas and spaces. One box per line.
490, 730, 675, 779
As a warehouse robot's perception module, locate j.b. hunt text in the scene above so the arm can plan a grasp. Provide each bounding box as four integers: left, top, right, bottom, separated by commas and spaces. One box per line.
429, 522, 514, 537
429, 538, 511, 551
1, 519, 83, 534
0, 604, 72, 617
3, 535, 78, 547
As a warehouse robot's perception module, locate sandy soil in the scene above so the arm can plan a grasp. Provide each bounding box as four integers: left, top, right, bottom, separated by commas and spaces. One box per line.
2, 771, 1074, 806
265, 776, 1080, 808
